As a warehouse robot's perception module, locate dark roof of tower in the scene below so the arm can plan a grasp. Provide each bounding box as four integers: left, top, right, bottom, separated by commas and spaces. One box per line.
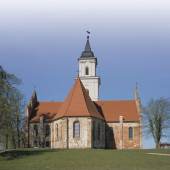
80, 36, 95, 58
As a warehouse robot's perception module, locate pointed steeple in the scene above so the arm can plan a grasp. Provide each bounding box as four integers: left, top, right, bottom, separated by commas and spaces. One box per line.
80, 34, 95, 58
29, 90, 38, 108
27, 90, 39, 120
84, 36, 91, 52
32, 90, 37, 100
53, 77, 103, 120
134, 82, 142, 112
134, 82, 140, 101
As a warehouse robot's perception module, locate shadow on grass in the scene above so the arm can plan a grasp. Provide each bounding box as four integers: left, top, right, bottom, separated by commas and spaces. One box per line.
0, 148, 56, 160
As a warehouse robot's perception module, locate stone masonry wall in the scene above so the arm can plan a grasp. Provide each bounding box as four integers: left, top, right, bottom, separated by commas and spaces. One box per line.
30, 121, 51, 148
51, 117, 92, 149
92, 118, 105, 148
106, 122, 141, 149
51, 118, 67, 149
51, 117, 106, 149
68, 117, 92, 148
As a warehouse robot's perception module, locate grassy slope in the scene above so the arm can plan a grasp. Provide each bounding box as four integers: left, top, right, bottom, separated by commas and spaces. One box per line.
0, 149, 170, 170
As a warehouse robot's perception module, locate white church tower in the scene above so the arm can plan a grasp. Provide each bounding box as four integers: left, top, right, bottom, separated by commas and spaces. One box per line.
78, 35, 100, 101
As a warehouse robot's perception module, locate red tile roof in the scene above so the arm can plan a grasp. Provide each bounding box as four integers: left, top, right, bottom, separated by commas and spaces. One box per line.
30, 80, 140, 123
95, 100, 140, 122
30, 102, 62, 123
53, 78, 104, 120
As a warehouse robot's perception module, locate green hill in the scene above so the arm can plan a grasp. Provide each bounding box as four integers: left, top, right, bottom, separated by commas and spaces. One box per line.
0, 149, 170, 170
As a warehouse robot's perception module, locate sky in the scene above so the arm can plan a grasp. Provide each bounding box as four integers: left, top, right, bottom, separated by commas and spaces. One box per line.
0, 0, 170, 148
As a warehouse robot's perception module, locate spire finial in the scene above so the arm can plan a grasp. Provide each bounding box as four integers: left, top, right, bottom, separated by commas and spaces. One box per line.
86, 30, 90, 40
84, 31, 91, 52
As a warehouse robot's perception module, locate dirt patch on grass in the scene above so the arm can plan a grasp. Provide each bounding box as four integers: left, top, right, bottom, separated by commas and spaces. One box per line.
147, 153, 170, 156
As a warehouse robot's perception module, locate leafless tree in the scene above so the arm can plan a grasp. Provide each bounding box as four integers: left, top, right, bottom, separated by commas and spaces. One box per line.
143, 98, 170, 148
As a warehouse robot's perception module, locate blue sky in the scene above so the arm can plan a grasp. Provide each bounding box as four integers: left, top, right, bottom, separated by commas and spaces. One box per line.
0, 0, 170, 148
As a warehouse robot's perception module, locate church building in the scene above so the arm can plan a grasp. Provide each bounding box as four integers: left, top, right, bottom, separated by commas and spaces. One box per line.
26, 35, 142, 149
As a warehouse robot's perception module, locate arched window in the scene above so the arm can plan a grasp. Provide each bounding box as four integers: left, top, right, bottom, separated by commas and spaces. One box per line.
45, 124, 50, 137
56, 124, 58, 140
85, 67, 89, 75
97, 123, 100, 141
73, 121, 80, 138
129, 127, 133, 140
34, 124, 38, 137
60, 124, 63, 140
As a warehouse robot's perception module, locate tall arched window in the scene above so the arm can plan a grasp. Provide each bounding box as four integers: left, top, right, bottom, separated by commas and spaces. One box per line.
97, 123, 101, 141
45, 124, 50, 137
34, 124, 38, 137
60, 124, 63, 140
129, 127, 133, 140
56, 124, 58, 140
85, 67, 89, 75
73, 121, 80, 138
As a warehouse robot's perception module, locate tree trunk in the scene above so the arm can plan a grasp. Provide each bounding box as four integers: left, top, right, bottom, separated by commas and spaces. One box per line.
156, 142, 160, 149
17, 116, 20, 148
12, 135, 16, 149
5, 134, 8, 149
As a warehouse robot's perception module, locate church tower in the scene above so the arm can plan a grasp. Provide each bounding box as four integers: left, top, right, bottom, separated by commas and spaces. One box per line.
78, 35, 100, 101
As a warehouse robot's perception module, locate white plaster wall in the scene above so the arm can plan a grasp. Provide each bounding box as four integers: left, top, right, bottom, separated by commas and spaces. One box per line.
78, 58, 100, 101
79, 59, 96, 77
80, 77, 99, 101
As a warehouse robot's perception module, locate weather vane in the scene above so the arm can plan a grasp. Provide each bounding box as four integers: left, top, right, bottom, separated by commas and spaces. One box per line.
86, 30, 90, 39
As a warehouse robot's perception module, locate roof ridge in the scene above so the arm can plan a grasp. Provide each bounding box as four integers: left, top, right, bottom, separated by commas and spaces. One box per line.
97, 99, 136, 102
85, 38, 91, 52
80, 80, 93, 114
53, 78, 103, 120
39, 101, 63, 103
63, 80, 79, 116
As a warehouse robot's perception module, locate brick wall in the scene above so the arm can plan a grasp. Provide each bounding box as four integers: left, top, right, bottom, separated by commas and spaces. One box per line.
106, 122, 141, 149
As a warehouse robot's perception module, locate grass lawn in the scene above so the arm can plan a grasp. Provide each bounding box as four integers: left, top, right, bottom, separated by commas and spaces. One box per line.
0, 149, 170, 170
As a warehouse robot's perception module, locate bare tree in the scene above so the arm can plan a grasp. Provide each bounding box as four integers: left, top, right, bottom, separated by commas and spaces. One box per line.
143, 98, 170, 148
0, 65, 25, 149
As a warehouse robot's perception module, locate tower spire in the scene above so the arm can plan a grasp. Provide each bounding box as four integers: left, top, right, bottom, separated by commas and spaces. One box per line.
80, 31, 94, 58
78, 32, 100, 101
